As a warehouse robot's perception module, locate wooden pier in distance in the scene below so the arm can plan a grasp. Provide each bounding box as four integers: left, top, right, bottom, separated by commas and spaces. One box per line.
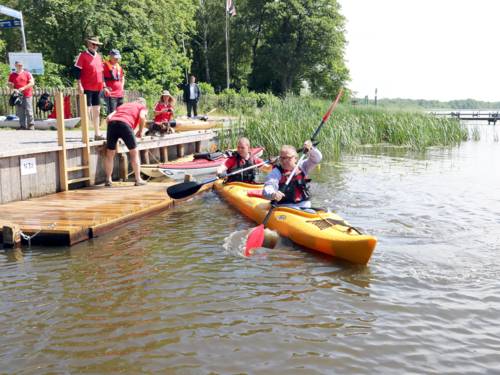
0, 181, 213, 247
430, 110, 500, 124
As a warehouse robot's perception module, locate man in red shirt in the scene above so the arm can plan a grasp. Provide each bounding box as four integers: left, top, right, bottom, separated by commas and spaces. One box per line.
104, 98, 148, 187
8, 61, 35, 130
74, 36, 105, 140
103, 49, 125, 115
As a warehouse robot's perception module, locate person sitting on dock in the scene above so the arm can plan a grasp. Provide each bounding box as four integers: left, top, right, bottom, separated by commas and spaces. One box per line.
216, 137, 271, 183
262, 140, 322, 209
149, 90, 176, 136
104, 98, 149, 187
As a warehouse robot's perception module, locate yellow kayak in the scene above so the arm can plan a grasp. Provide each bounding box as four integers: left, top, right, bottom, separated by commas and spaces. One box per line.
214, 181, 377, 265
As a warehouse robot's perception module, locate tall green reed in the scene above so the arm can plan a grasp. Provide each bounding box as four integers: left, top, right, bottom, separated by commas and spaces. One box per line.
244, 97, 468, 158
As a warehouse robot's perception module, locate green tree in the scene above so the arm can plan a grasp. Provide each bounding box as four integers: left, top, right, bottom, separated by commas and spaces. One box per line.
1, 0, 197, 95
249, 0, 348, 96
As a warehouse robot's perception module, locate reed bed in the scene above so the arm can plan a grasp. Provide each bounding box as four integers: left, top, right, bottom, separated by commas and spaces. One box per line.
244, 96, 468, 158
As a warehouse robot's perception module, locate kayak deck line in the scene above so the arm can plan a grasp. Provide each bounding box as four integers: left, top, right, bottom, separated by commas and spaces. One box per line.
0, 181, 214, 247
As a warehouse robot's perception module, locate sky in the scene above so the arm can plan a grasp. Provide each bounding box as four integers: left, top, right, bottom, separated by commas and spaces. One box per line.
338, 0, 500, 101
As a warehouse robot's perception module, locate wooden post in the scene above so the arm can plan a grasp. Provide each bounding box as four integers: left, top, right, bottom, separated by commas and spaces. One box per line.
184, 174, 193, 182
195, 141, 201, 153
2, 224, 21, 249
119, 153, 128, 181
177, 144, 185, 158
160, 146, 169, 162
55, 92, 68, 191
78, 93, 93, 185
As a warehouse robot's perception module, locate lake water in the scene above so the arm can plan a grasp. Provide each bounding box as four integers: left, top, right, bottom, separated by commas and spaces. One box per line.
1, 124, 499, 374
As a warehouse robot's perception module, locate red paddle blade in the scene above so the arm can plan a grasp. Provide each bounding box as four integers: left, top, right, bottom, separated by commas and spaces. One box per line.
245, 224, 265, 256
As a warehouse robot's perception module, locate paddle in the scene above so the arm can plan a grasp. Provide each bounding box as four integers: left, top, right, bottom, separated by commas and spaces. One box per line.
166, 159, 271, 199
244, 88, 344, 255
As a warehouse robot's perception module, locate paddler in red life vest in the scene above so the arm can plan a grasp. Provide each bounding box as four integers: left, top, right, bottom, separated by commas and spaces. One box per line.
263, 140, 322, 209
216, 137, 272, 183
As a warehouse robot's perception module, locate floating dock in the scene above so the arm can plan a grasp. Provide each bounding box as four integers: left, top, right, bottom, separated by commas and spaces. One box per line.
0, 181, 213, 247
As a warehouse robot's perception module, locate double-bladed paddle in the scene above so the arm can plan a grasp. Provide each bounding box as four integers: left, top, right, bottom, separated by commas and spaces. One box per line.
244, 88, 344, 255
166, 160, 270, 199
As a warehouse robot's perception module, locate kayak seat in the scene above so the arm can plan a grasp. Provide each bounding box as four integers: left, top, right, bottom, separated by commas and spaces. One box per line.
193, 151, 224, 161
247, 190, 264, 198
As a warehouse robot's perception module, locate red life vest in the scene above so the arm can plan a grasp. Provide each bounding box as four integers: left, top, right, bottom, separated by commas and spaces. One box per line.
103, 60, 124, 97
276, 165, 311, 203
226, 154, 257, 183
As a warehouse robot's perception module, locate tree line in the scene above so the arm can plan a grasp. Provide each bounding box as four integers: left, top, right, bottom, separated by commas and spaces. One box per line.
372, 98, 500, 110
0, 0, 348, 98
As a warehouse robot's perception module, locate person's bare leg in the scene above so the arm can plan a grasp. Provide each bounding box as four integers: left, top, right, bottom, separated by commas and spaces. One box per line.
104, 149, 116, 184
129, 148, 146, 184
91, 105, 101, 137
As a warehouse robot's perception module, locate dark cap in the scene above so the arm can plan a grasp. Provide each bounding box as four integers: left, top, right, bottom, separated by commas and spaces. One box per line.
109, 49, 121, 59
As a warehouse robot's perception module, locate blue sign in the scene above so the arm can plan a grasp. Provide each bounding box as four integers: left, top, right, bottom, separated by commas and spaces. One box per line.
0, 19, 21, 28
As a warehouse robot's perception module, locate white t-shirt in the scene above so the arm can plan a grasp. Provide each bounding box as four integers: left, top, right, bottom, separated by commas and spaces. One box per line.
189, 84, 196, 100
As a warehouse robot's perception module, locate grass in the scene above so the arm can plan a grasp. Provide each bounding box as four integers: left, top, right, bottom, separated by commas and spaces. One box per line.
243, 96, 469, 158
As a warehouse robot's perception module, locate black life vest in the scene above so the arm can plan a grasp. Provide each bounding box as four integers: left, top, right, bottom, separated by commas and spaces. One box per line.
227, 153, 256, 183
276, 165, 311, 204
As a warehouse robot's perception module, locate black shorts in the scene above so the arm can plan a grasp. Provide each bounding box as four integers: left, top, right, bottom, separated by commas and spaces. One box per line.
106, 121, 137, 150
84, 90, 101, 106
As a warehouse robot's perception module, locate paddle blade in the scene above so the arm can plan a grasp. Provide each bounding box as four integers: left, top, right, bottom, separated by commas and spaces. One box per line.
166, 181, 202, 199
245, 224, 265, 256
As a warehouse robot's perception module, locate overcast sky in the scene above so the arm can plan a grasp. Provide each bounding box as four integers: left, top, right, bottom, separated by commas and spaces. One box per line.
338, 0, 500, 101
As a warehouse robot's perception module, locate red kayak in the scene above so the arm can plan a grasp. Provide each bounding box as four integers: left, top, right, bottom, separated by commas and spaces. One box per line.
158, 147, 264, 179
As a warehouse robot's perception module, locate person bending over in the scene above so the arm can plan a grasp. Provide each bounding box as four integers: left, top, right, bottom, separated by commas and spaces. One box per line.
104, 98, 148, 187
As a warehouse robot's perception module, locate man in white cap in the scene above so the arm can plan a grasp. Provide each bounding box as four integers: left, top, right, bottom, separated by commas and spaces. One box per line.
103, 49, 125, 115
8, 61, 35, 130
74, 36, 105, 140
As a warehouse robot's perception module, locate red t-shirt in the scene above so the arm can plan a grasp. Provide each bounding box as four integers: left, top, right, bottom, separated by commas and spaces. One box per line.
153, 102, 174, 123
224, 154, 264, 170
75, 50, 104, 91
8, 70, 33, 97
109, 102, 147, 129
103, 61, 124, 97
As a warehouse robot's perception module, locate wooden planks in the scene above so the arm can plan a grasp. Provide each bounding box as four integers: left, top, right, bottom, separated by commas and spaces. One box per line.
0, 181, 214, 246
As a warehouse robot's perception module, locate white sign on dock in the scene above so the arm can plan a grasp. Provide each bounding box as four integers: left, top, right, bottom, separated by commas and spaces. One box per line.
20, 157, 37, 176
8, 52, 44, 75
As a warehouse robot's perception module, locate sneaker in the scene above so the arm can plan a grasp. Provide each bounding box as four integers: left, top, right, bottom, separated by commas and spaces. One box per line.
94, 134, 106, 141
28, 124, 35, 130
104, 180, 113, 187
134, 180, 147, 186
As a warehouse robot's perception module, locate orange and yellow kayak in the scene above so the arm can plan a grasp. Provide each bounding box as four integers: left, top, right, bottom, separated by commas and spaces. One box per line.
214, 181, 377, 265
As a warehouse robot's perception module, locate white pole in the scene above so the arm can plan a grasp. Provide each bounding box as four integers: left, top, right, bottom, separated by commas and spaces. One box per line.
19, 12, 27, 52
225, 6, 230, 89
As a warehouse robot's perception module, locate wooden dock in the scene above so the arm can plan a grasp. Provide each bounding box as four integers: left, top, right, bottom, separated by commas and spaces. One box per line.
430, 110, 500, 124
0, 181, 213, 247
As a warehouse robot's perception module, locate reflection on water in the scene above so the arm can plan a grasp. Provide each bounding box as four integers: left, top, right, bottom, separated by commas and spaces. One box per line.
1, 124, 499, 373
